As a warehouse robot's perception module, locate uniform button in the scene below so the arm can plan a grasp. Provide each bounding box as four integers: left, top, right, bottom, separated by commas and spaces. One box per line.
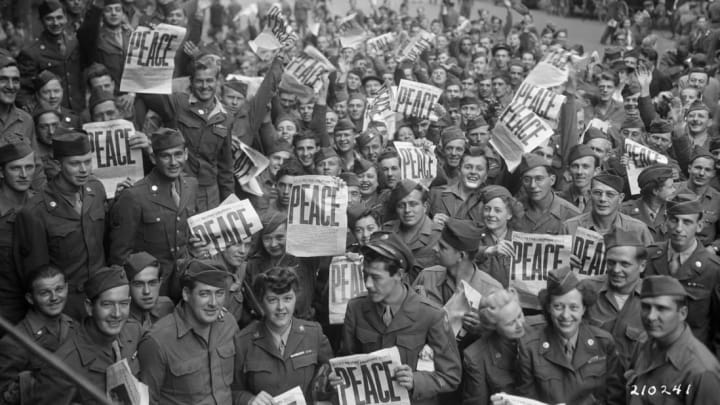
151, 185, 158, 192
170, 248, 175, 252
176, 216, 181, 221
156, 218, 160, 222
49, 201, 57, 207
198, 109, 204, 115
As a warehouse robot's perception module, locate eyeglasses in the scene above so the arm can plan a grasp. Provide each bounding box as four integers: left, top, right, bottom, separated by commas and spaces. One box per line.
521, 175, 548, 185
590, 189, 620, 199
156, 151, 185, 161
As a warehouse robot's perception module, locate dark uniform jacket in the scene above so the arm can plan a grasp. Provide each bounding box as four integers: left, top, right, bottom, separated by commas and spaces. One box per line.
77, 3, 132, 86
517, 322, 625, 405
14, 177, 107, 318
428, 183, 484, 225
342, 287, 462, 405
17, 31, 84, 111
382, 217, 442, 281
620, 198, 669, 242
0, 189, 34, 325
33, 318, 143, 405
139, 93, 234, 211
137, 304, 241, 405
235, 318, 333, 404
514, 193, 581, 235
627, 326, 720, 404
109, 170, 199, 299
674, 182, 720, 249
644, 240, 720, 356
128, 297, 174, 331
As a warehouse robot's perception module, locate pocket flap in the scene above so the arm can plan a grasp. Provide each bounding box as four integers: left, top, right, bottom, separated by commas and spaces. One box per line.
169, 357, 203, 376
396, 334, 424, 350
178, 115, 202, 129
217, 343, 235, 359
142, 210, 163, 224
291, 352, 317, 369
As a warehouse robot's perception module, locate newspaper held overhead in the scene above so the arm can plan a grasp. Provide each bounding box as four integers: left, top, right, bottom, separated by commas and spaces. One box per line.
106, 359, 149, 405
338, 13, 367, 49
398, 30, 436, 62
510, 82, 566, 121
624, 138, 669, 195
232, 140, 269, 197
329, 255, 367, 324
120, 24, 186, 94
523, 50, 572, 88
265, 3, 297, 47
82, 119, 144, 199
393, 141, 437, 188
393, 80, 443, 120
366, 33, 396, 55
489, 102, 555, 172
224, 74, 264, 99
187, 195, 263, 257
330, 347, 411, 405
363, 83, 395, 132
571, 227, 607, 277
286, 46, 337, 92
272, 386, 307, 405
286, 176, 348, 257
511, 232, 572, 297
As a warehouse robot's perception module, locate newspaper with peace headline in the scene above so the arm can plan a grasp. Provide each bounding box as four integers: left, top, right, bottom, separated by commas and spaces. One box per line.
232, 140, 269, 197
286, 176, 348, 257
393, 141, 437, 188
329, 255, 366, 324
624, 138, 669, 195
106, 359, 149, 405
187, 194, 263, 256
82, 119, 144, 199
286, 46, 336, 92
120, 24, 186, 94
571, 227, 607, 278
393, 80, 443, 120
511, 232, 572, 298
330, 347, 411, 405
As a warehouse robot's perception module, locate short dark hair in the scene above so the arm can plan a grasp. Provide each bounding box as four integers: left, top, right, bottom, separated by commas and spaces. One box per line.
460, 151, 488, 169
597, 71, 620, 86
26, 265, 65, 293
541, 279, 598, 325
640, 47, 658, 64
252, 266, 299, 299
363, 250, 402, 276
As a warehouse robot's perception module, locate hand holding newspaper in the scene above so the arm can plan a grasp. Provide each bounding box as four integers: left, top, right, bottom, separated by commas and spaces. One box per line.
106, 359, 149, 405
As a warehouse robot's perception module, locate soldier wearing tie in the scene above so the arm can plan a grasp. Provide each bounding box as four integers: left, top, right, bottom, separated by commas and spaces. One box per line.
122, 251, 174, 331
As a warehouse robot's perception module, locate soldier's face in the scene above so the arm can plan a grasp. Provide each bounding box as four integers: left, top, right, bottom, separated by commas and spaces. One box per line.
689, 157, 716, 188
191, 69, 218, 102
348, 100, 365, 120
654, 178, 676, 201
605, 245, 646, 295
277, 175, 293, 208
641, 296, 687, 342
222, 237, 252, 267
38, 79, 63, 110
361, 137, 382, 162
522, 167, 555, 202
152, 146, 187, 180
396, 190, 427, 227
590, 181, 623, 217
1, 152, 35, 193
316, 157, 341, 176
395, 127, 414, 142
129, 266, 161, 311
495, 300, 526, 339
66, 0, 86, 15
548, 289, 585, 339
325, 111, 338, 132
0, 66, 20, 105
569, 156, 597, 190
358, 167, 379, 196
363, 260, 402, 303
89, 74, 115, 94
434, 239, 461, 269
36, 112, 60, 145
295, 139, 317, 167
444, 139, 466, 168
466, 126, 489, 148
166, 9, 186, 26
334, 130, 356, 153
183, 282, 226, 325
269, 151, 291, 177
221, 86, 245, 112
667, 213, 702, 252
262, 290, 296, 330
280, 93, 296, 111
299, 103, 314, 122
459, 155, 487, 190
333, 101, 347, 119
380, 157, 400, 189
86, 285, 131, 337
461, 104, 480, 121
92, 100, 121, 122
353, 216, 379, 246
262, 224, 287, 257
42, 8, 67, 36
102, 4, 124, 28
28, 274, 68, 318
58, 152, 93, 187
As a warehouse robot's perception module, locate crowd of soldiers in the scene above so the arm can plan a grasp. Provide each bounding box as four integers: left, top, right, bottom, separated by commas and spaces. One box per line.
0, 0, 720, 404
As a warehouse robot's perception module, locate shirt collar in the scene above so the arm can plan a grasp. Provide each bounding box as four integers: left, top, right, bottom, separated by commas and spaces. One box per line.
188, 94, 226, 117
668, 239, 698, 263
268, 319, 293, 348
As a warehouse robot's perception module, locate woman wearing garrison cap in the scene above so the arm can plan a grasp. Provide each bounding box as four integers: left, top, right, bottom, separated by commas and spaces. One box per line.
620, 164, 676, 241
514, 267, 625, 405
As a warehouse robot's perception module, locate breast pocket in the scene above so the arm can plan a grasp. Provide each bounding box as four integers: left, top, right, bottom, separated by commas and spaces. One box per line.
141, 209, 167, 245
47, 223, 80, 259
217, 343, 236, 386
166, 356, 205, 395
356, 328, 380, 353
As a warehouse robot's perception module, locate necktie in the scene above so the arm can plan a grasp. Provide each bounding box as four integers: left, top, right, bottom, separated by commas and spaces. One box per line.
669, 253, 682, 275
73, 193, 82, 215
576, 196, 585, 212
564, 341, 574, 362
382, 305, 393, 327
111, 340, 122, 362
171, 182, 180, 207
58, 37, 66, 55
278, 338, 285, 356
142, 312, 152, 331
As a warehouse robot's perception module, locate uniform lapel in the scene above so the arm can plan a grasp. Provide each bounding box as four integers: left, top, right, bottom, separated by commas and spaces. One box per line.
252, 323, 283, 361
572, 323, 597, 370
360, 298, 387, 334
676, 243, 707, 281
146, 171, 177, 211
80, 184, 96, 215
283, 322, 305, 360
385, 289, 419, 334
177, 175, 194, 212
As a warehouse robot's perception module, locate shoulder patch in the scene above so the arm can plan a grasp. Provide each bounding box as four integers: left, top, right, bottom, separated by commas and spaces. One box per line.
645, 245, 665, 259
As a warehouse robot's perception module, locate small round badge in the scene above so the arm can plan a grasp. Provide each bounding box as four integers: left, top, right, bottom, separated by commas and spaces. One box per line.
198, 109, 205, 115
588, 338, 594, 346
49, 201, 57, 208
542, 342, 549, 349
151, 185, 158, 192
696, 261, 702, 268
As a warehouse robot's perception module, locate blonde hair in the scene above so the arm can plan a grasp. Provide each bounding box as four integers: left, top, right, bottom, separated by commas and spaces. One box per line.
477, 288, 520, 333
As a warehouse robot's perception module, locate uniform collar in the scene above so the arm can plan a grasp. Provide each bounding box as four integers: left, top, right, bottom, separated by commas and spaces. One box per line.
188, 93, 226, 117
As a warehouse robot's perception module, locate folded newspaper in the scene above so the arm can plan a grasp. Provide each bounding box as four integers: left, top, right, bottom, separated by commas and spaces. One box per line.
106, 359, 149, 405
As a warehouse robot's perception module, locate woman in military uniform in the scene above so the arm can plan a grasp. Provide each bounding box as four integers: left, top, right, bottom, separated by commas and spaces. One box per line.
515, 267, 625, 405
235, 267, 334, 405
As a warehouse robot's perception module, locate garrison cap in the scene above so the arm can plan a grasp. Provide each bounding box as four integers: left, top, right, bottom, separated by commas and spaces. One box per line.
389, 179, 422, 208
621, 115, 645, 130
151, 128, 185, 152
33, 107, 61, 123
260, 210, 286, 235
481, 185, 512, 203
492, 43, 511, 55
53, 131, 91, 158
710, 137, 720, 152
459, 95, 481, 106
567, 144, 597, 165
361, 75, 383, 87
667, 194, 703, 216
648, 118, 673, 134
604, 228, 645, 250
641, 275, 688, 298
0, 53, 16, 70
621, 83, 641, 98
32, 70, 59, 92
686, 100, 709, 115
545, 266, 579, 297
353, 158, 375, 175
592, 172, 624, 193
347, 204, 374, 229
314, 146, 338, 164
39, 0, 63, 18
84, 266, 128, 300
267, 139, 293, 155
361, 231, 415, 271
123, 252, 159, 281
182, 259, 230, 288
335, 89, 349, 102
224, 79, 248, 96
637, 164, 673, 189
689, 145, 714, 164
441, 218, 483, 252
339, 171, 360, 188
88, 89, 116, 113
583, 126, 613, 146
517, 153, 551, 175
465, 116, 488, 130
334, 118, 357, 133
441, 125, 466, 147
0, 142, 33, 165
356, 131, 378, 149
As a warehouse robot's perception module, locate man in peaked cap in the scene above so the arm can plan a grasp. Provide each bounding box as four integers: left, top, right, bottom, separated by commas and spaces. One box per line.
0, 143, 37, 325
383, 180, 442, 279
559, 144, 600, 213
138, 259, 241, 404
587, 228, 648, 369
124, 251, 174, 331
563, 173, 654, 246
14, 132, 107, 319
620, 164, 676, 241
515, 154, 581, 235
34, 266, 144, 405
17, 0, 85, 111
627, 275, 720, 404
109, 128, 200, 301
341, 231, 462, 404
644, 195, 720, 356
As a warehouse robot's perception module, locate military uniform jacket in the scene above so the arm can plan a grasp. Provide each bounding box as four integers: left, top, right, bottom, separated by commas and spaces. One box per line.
109, 170, 198, 298
644, 240, 720, 355
0, 189, 34, 324
137, 304, 241, 405
562, 212, 655, 247
33, 318, 143, 405
620, 198, 669, 242
14, 177, 107, 294
77, 3, 132, 85
627, 326, 720, 404
140, 93, 234, 206
428, 183, 484, 225
17, 31, 85, 111
674, 182, 720, 248
382, 217, 442, 280
462, 331, 522, 405
235, 318, 333, 404
517, 322, 625, 405
412, 265, 503, 306
341, 288, 462, 404
514, 193, 581, 235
